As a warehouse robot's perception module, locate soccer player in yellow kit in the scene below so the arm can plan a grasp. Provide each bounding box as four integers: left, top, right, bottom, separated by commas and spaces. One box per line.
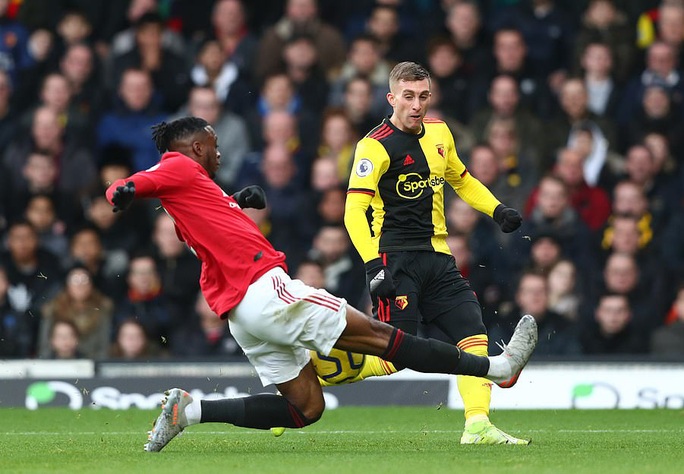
315, 61, 528, 444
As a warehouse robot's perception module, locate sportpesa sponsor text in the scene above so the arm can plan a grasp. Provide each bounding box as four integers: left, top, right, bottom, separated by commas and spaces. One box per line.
396, 173, 445, 199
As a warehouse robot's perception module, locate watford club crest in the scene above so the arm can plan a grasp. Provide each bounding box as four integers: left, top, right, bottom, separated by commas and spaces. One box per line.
436, 144, 445, 157
395, 295, 409, 310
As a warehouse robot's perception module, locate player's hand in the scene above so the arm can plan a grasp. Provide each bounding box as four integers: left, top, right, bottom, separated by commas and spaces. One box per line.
112, 181, 136, 213
233, 185, 267, 210
365, 258, 396, 301
493, 204, 522, 233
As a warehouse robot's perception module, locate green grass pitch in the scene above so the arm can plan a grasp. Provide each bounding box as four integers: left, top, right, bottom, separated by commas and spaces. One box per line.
1, 407, 682, 473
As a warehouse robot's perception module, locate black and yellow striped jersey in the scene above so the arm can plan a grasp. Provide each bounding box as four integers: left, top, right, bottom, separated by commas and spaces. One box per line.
345, 117, 501, 263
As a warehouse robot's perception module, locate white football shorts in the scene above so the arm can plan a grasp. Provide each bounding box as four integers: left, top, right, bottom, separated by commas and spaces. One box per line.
228, 267, 348, 386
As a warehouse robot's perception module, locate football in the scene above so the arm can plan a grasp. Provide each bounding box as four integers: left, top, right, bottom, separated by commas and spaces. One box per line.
312, 348, 366, 385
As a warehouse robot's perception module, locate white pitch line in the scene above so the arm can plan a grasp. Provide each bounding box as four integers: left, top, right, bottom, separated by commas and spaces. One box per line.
2, 429, 682, 436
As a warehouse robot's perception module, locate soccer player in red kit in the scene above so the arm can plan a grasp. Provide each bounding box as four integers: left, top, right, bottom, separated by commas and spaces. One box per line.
105, 117, 537, 452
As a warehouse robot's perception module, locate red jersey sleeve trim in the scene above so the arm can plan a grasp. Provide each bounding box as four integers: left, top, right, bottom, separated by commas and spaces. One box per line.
460, 169, 469, 178
347, 188, 376, 197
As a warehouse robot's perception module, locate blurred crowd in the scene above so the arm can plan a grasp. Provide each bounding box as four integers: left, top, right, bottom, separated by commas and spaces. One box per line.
0, 0, 683, 362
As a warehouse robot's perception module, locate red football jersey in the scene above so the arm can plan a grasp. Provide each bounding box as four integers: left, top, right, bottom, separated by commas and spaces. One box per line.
105, 152, 287, 316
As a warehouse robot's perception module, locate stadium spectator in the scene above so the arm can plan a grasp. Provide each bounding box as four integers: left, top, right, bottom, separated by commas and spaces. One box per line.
84, 191, 147, 258
365, 4, 423, 64
307, 224, 366, 308
0, 0, 35, 86
545, 78, 618, 174
4, 106, 96, 195
621, 143, 676, 229
68, 224, 127, 303
281, 33, 329, 116
38, 265, 113, 359
58, 43, 105, 126
189, 39, 254, 115
443, 1, 489, 78
207, 0, 258, 80
489, 271, 581, 357
524, 231, 564, 276
483, 117, 540, 203
24, 194, 69, 264
151, 213, 201, 322
661, 208, 684, 282
650, 283, 684, 355
316, 108, 357, 183
425, 36, 471, 124
339, 75, 384, 137
20, 72, 90, 146
309, 155, 341, 193
113, 252, 175, 347
511, 175, 593, 273
109, 0, 185, 58
471, 27, 553, 118
0, 265, 36, 358
0, 220, 63, 323
446, 232, 502, 324
621, 82, 684, 156
111, 12, 191, 113
577, 41, 622, 119
470, 74, 545, 167
97, 68, 168, 172
589, 251, 664, 334
329, 34, 393, 119
43, 319, 83, 359
5, 151, 83, 229
572, 0, 635, 84
489, 0, 575, 87
580, 292, 648, 354
312, 185, 346, 228
467, 142, 532, 218
293, 256, 326, 289
651, 1, 684, 67
547, 259, 582, 323
445, 195, 508, 285
618, 41, 684, 125
524, 147, 612, 231
254, 0, 346, 81
642, 131, 679, 178
170, 291, 243, 358
0, 69, 17, 152
109, 317, 164, 360
242, 73, 317, 160
252, 142, 314, 268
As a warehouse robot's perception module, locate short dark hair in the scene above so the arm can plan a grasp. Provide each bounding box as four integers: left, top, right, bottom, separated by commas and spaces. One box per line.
151, 117, 210, 154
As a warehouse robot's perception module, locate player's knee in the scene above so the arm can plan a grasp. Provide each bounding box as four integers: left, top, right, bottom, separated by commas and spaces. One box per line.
300, 397, 325, 424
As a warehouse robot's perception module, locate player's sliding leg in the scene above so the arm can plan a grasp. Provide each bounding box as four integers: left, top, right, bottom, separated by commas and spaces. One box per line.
146, 364, 325, 452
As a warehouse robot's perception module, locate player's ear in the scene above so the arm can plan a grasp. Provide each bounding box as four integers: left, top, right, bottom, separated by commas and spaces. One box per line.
387, 91, 395, 107
192, 140, 203, 157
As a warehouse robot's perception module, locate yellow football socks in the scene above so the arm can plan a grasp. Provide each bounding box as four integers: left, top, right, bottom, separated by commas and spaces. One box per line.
457, 334, 492, 423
